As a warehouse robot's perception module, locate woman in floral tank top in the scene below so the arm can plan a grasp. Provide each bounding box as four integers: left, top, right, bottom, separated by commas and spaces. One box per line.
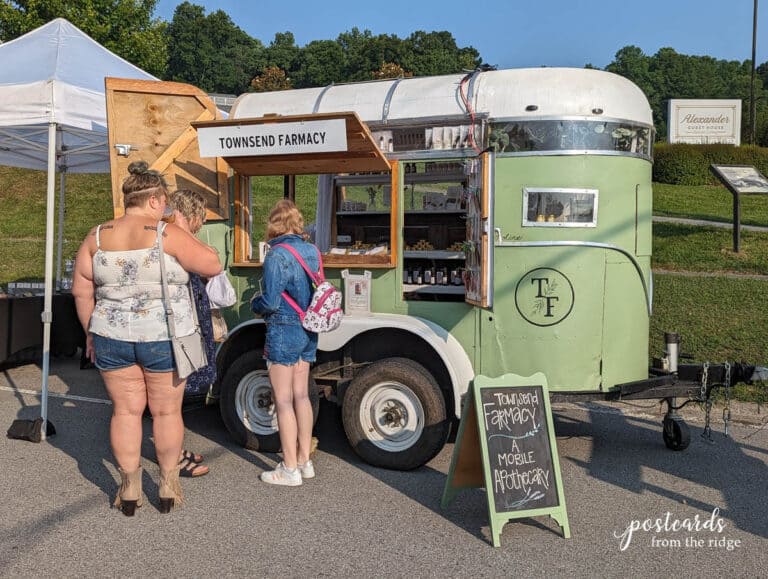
72, 161, 221, 515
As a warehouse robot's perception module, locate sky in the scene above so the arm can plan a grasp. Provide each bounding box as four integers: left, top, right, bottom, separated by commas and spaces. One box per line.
155, 0, 766, 70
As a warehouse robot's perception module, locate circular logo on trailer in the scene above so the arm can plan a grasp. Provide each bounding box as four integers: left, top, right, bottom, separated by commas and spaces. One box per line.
515, 268, 574, 327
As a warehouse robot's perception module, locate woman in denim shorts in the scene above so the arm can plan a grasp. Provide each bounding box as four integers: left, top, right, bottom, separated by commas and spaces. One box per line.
72, 161, 222, 514
252, 200, 319, 486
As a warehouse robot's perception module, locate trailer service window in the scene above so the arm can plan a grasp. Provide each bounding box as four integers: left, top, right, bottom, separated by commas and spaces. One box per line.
523, 188, 598, 227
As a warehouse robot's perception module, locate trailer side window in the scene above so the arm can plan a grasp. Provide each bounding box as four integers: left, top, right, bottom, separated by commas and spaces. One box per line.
489, 121, 652, 159
522, 188, 598, 227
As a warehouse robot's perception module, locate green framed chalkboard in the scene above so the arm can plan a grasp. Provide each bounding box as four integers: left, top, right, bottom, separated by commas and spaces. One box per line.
441, 372, 570, 546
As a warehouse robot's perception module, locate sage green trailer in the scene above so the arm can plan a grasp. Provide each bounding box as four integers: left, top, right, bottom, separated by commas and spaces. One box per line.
106, 68, 656, 470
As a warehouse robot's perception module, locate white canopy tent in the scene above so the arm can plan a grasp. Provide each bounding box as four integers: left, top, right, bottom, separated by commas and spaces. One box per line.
0, 18, 156, 437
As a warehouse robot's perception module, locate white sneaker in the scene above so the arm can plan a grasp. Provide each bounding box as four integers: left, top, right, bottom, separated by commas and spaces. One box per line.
260, 462, 302, 486
298, 460, 315, 479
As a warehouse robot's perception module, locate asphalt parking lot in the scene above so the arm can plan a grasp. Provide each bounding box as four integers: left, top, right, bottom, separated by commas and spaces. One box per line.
1, 357, 766, 577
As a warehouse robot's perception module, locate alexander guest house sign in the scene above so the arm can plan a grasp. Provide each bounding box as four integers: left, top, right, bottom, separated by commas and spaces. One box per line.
668, 99, 741, 145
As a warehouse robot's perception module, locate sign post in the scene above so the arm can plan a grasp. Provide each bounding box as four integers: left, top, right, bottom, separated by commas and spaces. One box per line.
442, 372, 570, 546
710, 164, 768, 253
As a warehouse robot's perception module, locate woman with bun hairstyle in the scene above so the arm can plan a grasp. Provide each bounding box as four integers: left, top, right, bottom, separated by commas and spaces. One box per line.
251, 199, 319, 486
72, 162, 222, 514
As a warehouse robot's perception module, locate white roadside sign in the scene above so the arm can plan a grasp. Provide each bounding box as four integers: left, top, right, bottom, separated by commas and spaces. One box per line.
197, 119, 348, 157
668, 99, 741, 145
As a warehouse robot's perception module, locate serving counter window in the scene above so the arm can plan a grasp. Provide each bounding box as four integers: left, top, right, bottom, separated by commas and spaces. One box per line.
234, 170, 398, 269
330, 173, 395, 265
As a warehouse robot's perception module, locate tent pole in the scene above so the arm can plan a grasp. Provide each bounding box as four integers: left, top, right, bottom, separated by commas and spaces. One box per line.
56, 171, 65, 290
40, 121, 57, 441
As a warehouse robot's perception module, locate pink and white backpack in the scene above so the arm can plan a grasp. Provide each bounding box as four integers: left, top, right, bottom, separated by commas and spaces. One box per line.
277, 244, 343, 333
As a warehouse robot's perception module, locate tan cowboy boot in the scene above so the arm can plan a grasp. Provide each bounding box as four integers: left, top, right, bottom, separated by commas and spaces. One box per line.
158, 467, 183, 513
113, 466, 143, 516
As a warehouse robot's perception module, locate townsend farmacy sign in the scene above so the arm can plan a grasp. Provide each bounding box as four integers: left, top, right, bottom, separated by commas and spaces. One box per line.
197, 119, 348, 157
668, 99, 741, 145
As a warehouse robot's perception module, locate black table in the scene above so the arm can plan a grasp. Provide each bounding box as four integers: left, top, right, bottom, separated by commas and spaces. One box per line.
0, 293, 85, 367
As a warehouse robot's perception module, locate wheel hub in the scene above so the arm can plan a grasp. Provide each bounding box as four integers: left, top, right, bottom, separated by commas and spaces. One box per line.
234, 370, 277, 435
358, 381, 425, 452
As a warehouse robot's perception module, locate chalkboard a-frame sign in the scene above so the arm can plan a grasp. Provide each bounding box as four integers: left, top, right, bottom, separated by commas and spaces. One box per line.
441, 373, 570, 546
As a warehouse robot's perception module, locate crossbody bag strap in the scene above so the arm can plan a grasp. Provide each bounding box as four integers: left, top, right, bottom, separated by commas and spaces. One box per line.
158, 222, 201, 338
157, 221, 178, 339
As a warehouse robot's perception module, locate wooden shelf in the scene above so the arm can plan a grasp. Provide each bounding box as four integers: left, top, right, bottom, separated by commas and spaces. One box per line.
336, 210, 391, 215
404, 172, 466, 184
403, 284, 465, 295
403, 251, 465, 260
404, 209, 466, 215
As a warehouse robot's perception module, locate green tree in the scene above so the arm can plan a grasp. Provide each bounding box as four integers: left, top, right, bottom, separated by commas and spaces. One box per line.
263, 32, 301, 76
336, 28, 383, 82
166, 2, 263, 94
292, 40, 345, 88
402, 30, 480, 76
0, 0, 168, 77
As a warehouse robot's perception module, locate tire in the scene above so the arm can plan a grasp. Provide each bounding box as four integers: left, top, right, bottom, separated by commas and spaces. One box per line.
219, 350, 319, 452
662, 415, 691, 451
342, 357, 450, 470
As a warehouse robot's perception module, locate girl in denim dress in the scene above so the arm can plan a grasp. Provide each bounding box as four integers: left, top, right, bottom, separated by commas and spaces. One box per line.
252, 200, 319, 486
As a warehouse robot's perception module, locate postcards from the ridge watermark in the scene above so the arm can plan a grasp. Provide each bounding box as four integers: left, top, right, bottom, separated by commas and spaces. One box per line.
614, 508, 743, 552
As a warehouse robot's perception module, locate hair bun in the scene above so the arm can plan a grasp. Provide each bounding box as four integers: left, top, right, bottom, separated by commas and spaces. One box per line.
127, 161, 150, 175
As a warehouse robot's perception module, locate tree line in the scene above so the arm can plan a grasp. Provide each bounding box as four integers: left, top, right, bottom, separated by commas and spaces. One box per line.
1, 0, 766, 144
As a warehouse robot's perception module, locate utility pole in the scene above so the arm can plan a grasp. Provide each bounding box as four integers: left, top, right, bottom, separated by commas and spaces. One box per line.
750, 0, 758, 145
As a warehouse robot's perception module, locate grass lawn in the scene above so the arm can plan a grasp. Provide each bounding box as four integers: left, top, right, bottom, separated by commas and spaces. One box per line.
653, 182, 768, 227
653, 222, 768, 274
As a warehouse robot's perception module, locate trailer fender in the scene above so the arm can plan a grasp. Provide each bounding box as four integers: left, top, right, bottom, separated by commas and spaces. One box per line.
319, 313, 474, 418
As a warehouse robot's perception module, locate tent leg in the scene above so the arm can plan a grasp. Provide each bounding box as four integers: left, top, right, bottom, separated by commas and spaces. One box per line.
56, 171, 66, 290
40, 122, 57, 442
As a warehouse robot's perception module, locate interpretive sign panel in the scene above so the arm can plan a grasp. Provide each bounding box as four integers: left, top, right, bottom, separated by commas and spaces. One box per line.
442, 372, 569, 546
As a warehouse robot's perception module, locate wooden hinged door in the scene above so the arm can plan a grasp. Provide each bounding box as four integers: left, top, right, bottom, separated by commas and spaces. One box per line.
105, 77, 229, 219
464, 152, 493, 308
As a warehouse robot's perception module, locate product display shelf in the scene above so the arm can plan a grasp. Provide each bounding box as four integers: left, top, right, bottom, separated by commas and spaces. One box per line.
403, 250, 465, 260
402, 284, 465, 295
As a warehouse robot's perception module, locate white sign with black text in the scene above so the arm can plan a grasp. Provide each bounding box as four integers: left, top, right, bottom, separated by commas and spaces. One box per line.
197, 119, 348, 157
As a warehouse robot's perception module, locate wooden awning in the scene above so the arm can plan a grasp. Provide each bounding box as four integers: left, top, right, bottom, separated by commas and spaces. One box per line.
192, 112, 391, 176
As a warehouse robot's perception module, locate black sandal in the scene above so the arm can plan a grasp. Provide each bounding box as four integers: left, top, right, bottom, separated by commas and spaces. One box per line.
179, 456, 209, 478
181, 449, 204, 464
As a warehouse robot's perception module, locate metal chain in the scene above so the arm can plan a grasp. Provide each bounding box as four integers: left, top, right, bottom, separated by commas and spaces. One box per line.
699, 362, 709, 402
723, 362, 732, 437
700, 362, 713, 442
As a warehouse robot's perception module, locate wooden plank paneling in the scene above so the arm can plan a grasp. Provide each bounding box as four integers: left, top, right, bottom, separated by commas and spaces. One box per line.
105, 77, 229, 219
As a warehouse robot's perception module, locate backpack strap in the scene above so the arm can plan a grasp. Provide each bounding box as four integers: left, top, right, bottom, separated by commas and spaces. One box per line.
274, 243, 324, 320
280, 291, 305, 320
275, 243, 324, 285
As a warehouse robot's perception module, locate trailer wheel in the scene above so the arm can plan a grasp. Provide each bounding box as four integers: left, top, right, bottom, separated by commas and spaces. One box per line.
342, 358, 449, 470
662, 415, 690, 451
219, 350, 319, 452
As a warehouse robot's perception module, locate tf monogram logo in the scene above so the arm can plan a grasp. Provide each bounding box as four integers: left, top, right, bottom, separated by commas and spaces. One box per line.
514, 268, 574, 327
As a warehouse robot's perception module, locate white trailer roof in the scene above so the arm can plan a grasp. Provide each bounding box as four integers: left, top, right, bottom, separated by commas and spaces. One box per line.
231, 68, 653, 126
